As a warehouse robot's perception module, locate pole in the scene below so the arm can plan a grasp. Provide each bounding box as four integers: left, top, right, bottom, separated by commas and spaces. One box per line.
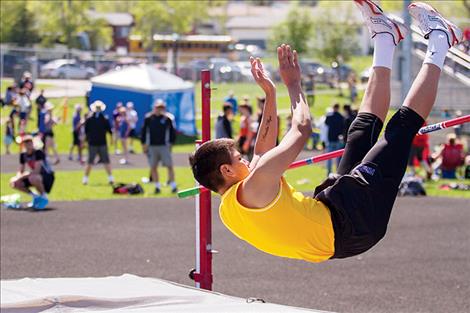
401, 0, 412, 102
194, 70, 213, 290
178, 115, 470, 198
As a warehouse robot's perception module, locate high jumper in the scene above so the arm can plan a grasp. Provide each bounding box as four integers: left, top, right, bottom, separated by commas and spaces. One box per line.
189, 1, 463, 262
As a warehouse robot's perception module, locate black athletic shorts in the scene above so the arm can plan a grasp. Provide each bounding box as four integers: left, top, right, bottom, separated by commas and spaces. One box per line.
315, 107, 424, 259
23, 173, 55, 194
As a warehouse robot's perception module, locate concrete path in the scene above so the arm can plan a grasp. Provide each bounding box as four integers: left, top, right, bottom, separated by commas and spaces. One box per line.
32, 79, 91, 99
0, 150, 320, 173
1, 196, 469, 313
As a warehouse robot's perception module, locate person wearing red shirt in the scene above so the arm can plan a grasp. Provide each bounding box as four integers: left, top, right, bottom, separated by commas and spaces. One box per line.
408, 122, 432, 179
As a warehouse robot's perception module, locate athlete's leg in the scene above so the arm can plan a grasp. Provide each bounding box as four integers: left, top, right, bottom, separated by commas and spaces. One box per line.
337, 0, 407, 175
358, 2, 462, 237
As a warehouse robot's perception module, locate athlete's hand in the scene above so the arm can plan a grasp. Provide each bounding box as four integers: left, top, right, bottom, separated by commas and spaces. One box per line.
250, 56, 275, 94
278, 44, 301, 88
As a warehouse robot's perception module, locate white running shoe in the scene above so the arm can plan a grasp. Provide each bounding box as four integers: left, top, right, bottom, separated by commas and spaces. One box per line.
354, 0, 408, 46
408, 2, 463, 48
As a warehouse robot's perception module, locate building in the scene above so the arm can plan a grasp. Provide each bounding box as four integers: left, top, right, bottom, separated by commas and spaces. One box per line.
88, 11, 135, 54
210, 2, 371, 54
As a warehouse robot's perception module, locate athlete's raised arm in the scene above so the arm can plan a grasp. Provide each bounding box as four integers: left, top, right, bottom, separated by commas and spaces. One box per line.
249, 56, 278, 170
240, 44, 311, 208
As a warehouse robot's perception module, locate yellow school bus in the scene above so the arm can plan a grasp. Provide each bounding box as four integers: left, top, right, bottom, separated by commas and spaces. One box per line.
129, 34, 234, 62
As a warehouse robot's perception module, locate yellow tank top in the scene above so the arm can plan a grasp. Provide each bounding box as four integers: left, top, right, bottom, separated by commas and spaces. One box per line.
219, 177, 335, 263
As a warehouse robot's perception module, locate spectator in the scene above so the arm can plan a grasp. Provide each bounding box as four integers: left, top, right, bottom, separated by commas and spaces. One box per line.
224, 90, 238, 114
342, 104, 357, 143
303, 73, 315, 107
9, 135, 54, 209
118, 106, 130, 165
8, 106, 18, 135
462, 27, 470, 53
35, 89, 47, 128
318, 110, 329, 151
325, 103, 345, 175
112, 102, 123, 155
241, 95, 250, 108
5, 85, 17, 106
69, 104, 85, 163
464, 155, 470, 179
82, 101, 114, 185
453, 110, 463, 138
126, 101, 138, 153
433, 133, 465, 179
237, 102, 255, 159
4, 118, 15, 154
17, 88, 31, 132
19, 72, 34, 96
141, 99, 177, 194
215, 102, 233, 139
310, 119, 321, 151
408, 123, 432, 179
40, 102, 60, 165
347, 73, 358, 104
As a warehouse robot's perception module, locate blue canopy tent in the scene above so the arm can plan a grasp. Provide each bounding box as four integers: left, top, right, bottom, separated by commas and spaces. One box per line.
89, 64, 196, 136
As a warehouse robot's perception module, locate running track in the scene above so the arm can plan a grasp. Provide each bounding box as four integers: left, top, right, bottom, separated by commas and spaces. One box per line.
1, 196, 469, 313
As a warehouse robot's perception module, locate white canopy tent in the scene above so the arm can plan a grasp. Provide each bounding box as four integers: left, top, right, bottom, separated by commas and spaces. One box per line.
89, 64, 197, 135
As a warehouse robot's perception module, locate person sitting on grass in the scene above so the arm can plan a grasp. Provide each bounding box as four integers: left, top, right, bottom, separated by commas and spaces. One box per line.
10, 135, 55, 209
189, 1, 462, 263
432, 133, 465, 179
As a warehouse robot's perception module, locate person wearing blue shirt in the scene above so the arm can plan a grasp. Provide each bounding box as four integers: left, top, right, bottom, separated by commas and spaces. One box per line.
224, 90, 238, 115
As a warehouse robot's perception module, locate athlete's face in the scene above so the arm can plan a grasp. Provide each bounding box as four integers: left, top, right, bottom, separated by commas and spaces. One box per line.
230, 148, 250, 181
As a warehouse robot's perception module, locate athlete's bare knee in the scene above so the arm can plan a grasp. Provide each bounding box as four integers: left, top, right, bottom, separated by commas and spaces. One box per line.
28, 174, 43, 184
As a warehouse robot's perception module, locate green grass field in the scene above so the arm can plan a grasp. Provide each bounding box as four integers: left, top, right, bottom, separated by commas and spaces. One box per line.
2, 165, 468, 202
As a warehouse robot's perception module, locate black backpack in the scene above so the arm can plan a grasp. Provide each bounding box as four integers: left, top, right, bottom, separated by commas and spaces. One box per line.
112, 183, 144, 195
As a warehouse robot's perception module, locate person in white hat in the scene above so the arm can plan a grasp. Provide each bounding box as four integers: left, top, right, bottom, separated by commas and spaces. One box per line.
82, 100, 114, 185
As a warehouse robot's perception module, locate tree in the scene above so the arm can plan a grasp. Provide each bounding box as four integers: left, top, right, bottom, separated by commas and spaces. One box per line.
0, 0, 39, 46
91, 0, 133, 12
310, 6, 360, 63
30, 1, 111, 50
269, 4, 314, 55
130, 1, 212, 51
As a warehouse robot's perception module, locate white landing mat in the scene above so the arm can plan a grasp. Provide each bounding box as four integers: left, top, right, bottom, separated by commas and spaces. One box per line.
1, 274, 333, 312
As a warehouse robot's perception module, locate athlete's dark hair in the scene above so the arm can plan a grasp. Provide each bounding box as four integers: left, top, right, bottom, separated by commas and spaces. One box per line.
189, 139, 235, 192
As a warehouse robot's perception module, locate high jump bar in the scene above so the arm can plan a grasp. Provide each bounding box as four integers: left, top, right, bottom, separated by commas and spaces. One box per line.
179, 114, 470, 198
